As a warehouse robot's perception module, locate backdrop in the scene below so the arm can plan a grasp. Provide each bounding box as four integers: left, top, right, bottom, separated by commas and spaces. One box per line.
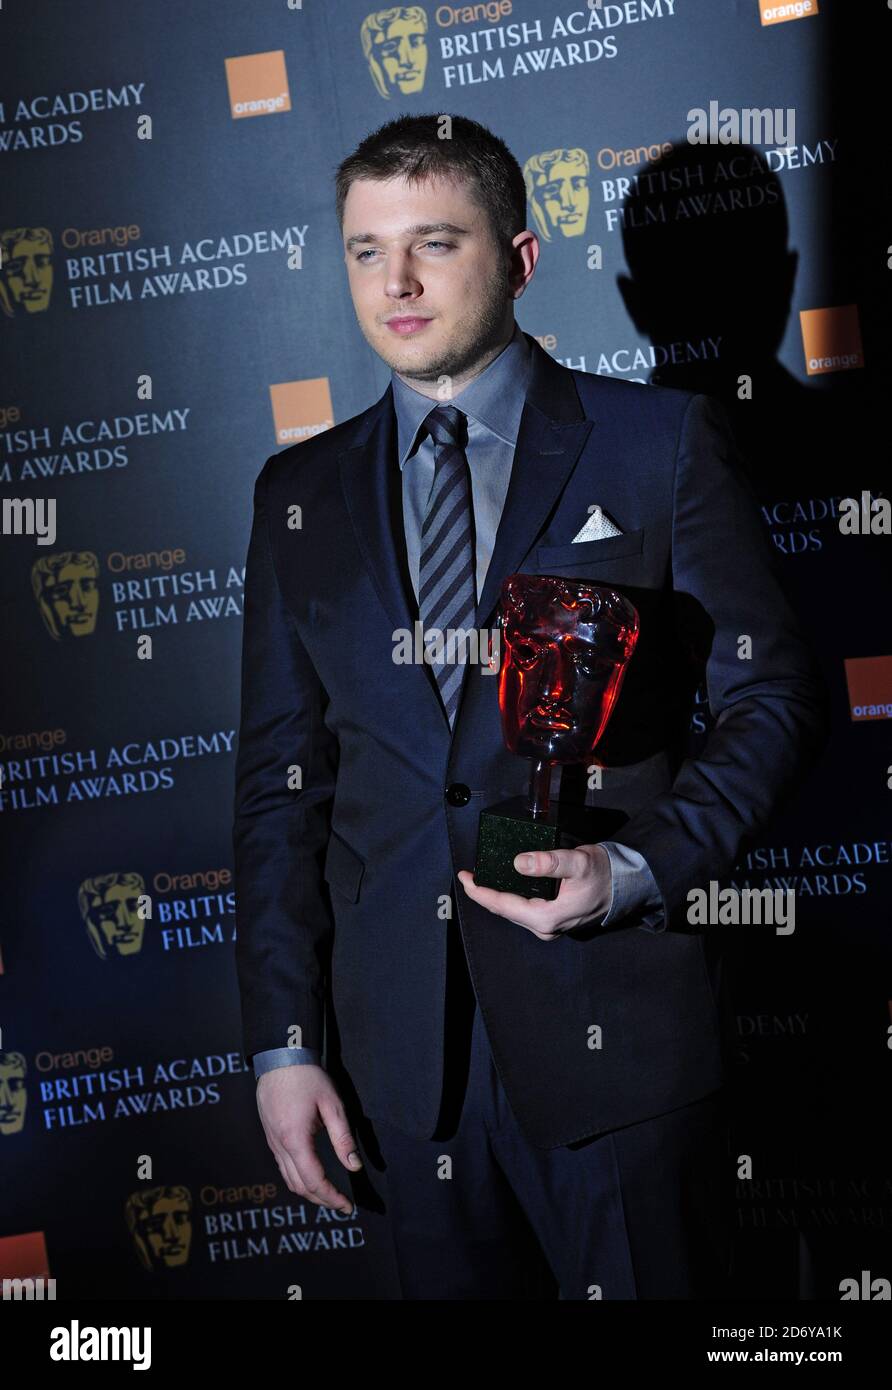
1, 0, 889, 1301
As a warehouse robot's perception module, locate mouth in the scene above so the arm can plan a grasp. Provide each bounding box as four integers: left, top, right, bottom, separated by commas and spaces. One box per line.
385, 316, 432, 336
529, 705, 572, 729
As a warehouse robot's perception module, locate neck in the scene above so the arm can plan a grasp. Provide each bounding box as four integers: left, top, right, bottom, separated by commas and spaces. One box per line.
394, 322, 516, 400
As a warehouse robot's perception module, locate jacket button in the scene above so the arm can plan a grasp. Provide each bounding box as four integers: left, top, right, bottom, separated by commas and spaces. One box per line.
446, 783, 471, 806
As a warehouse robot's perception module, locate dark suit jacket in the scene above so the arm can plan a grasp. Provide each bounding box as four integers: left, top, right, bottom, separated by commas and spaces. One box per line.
232, 334, 827, 1148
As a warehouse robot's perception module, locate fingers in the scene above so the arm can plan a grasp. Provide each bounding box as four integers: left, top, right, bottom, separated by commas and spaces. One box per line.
257, 1082, 358, 1215
457, 845, 605, 938
268, 1130, 354, 1215
513, 847, 593, 880
290, 1137, 355, 1216
458, 868, 551, 920
319, 1095, 364, 1176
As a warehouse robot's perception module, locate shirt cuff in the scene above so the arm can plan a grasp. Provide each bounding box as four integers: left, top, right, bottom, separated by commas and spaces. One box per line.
599, 841, 663, 926
252, 1046, 323, 1079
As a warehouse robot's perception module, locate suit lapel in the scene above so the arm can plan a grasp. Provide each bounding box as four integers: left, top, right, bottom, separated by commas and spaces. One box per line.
338, 386, 417, 636
338, 387, 453, 732
474, 338, 592, 630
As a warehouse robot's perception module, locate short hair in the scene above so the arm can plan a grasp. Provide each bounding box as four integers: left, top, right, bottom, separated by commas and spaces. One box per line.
360, 6, 427, 59
523, 148, 590, 198
336, 113, 527, 251
78, 873, 145, 923
31, 551, 99, 603
0, 226, 53, 257
125, 1185, 191, 1232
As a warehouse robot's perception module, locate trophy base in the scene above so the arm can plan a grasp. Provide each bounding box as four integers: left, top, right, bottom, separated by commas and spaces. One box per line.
474, 798, 628, 901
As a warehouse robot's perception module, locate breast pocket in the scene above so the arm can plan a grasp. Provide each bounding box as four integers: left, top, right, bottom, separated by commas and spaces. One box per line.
534, 528, 645, 570
323, 829, 365, 903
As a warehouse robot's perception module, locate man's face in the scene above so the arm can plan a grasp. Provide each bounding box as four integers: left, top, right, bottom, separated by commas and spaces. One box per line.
498, 578, 639, 763
84, 881, 145, 957
371, 15, 427, 95
0, 1057, 27, 1135
40, 561, 99, 637
502, 623, 613, 763
535, 158, 589, 238
4, 235, 53, 312
343, 174, 511, 384
138, 1196, 191, 1267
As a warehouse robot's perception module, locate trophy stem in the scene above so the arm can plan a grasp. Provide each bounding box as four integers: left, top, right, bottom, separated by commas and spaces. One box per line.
528, 759, 552, 817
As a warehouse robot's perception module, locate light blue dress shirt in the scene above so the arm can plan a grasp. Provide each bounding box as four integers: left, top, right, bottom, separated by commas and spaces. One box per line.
252, 326, 662, 1079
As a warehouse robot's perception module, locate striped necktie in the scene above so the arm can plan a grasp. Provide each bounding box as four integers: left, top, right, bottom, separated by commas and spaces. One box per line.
418, 404, 476, 729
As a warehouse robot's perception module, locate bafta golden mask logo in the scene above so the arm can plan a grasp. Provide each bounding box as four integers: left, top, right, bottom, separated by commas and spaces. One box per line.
0, 1052, 27, 1136
523, 149, 591, 241
361, 7, 428, 98
0, 228, 54, 316
31, 551, 100, 640
78, 874, 147, 959
126, 1187, 192, 1271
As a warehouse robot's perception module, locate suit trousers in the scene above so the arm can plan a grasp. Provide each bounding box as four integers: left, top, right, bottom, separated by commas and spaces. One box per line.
349, 924, 734, 1300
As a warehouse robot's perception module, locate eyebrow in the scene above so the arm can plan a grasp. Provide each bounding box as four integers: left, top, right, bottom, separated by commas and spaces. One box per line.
345, 222, 470, 252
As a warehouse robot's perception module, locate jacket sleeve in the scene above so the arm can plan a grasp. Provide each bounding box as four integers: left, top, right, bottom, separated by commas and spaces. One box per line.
599, 842, 662, 925
251, 1046, 323, 1077
232, 455, 339, 1059
616, 393, 830, 931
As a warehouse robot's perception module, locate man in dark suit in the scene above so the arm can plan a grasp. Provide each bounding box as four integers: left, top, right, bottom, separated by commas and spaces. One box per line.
233, 114, 827, 1299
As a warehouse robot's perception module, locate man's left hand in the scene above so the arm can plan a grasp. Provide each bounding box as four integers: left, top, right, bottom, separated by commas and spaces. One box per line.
457, 844, 612, 941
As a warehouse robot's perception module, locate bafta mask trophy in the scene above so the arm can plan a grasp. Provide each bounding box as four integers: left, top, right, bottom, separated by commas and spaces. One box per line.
474, 573, 640, 900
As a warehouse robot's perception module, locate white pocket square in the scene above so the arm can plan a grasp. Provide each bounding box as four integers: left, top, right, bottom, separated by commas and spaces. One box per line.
571, 505, 623, 542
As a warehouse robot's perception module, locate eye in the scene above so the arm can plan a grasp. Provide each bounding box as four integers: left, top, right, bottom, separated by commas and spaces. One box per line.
420, 241, 453, 252
355, 249, 379, 263
511, 639, 541, 670
571, 649, 600, 679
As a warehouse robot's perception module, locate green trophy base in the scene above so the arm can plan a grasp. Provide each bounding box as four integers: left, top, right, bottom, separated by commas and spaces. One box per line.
474, 798, 628, 901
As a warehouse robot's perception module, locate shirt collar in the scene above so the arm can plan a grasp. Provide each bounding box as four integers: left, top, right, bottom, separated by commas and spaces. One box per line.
391, 323, 532, 470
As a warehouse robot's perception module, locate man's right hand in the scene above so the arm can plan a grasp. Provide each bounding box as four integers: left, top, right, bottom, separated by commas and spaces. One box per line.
255, 1064, 362, 1216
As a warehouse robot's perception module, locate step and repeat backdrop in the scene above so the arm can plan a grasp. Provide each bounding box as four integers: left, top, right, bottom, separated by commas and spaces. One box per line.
1, 0, 889, 1300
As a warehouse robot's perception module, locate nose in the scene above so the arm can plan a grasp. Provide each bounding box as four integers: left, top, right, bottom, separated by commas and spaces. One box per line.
539, 643, 569, 701
384, 250, 422, 302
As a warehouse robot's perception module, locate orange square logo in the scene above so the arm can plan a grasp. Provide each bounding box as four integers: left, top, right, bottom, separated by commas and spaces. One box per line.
800, 305, 864, 377
759, 0, 819, 25
225, 51, 291, 120
0, 1231, 49, 1280
270, 379, 334, 446
844, 655, 892, 721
